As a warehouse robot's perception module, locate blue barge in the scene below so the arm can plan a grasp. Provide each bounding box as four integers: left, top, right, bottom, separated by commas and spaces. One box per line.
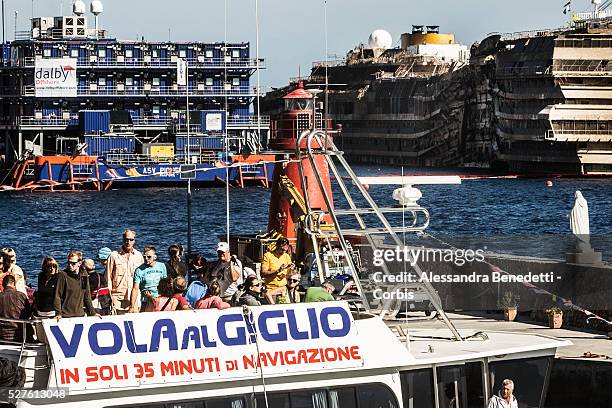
0, 4, 272, 190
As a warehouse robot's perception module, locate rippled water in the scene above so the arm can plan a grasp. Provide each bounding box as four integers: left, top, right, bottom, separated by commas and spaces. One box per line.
2, 165, 611, 285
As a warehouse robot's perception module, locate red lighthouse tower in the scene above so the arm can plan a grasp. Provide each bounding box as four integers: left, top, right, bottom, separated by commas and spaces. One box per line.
267, 82, 335, 243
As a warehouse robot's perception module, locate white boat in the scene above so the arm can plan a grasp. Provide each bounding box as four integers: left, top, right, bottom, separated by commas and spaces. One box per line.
0, 85, 572, 408
0, 301, 569, 408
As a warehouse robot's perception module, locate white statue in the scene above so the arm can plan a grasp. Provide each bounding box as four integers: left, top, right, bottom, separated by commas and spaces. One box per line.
569, 190, 590, 249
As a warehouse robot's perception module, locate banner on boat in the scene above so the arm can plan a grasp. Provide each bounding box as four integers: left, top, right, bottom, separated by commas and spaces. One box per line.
43, 302, 363, 391
34, 58, 78, 97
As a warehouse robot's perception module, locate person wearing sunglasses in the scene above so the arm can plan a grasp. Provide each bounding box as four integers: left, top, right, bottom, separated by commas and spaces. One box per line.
105, 229, 144, 314
0, 247, 27, 295
237, 275, 263, 306
265, 269, 301, 305
129, 246, 167, 313
54, 251, 97, 320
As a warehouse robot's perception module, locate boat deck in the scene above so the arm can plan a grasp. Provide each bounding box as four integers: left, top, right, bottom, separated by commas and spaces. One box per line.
391, 311, 611, 362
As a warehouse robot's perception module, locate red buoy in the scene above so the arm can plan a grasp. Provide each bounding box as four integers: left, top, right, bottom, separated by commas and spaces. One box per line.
546, 180, 553, 187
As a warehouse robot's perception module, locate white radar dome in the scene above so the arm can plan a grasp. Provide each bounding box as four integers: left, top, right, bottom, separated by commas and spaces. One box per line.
368, 29, 393, 50
73, 0, 86, 15
91, 0, 104, 15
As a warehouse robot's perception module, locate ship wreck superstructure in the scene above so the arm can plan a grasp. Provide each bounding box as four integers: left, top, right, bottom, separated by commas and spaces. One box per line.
264, 13, 612, 176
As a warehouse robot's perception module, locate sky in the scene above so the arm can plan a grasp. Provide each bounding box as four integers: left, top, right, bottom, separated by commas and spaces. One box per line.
2, 0, 599, 87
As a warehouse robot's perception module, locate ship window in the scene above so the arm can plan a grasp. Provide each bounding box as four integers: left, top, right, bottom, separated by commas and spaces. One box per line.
489, 356, 552, 408
70, 49, 79, 58
98, 48, 106, 58
98, 77, 106, 86
232, 78, 240, 87
205, 78, 214, 86
152, 49, 159, 58
43, 48, 51, 57
205, 398, 245, 408
253, 384, 396, 408
125, 49, 134, 58
179, 49, 187, 58
106, 386, 394, 408
465, 361, 486, 408
232, 49, 240, 58
126, 78, 134, 86
437, 365, 467, 408
205, 50, 214, 58
153, 78, 160, 86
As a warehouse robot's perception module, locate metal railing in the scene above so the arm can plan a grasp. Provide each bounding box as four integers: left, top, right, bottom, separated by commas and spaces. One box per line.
103, 152, 221, 166
22, 85, 263, 97
499, 28, 563, 41
312, 59, 345, 68
552, 61, 612, 74
133, 115, 270, 127
496, 65, 552, 76
11, 114, 269, 129
546, 129, 612, 140
19, 117, 73, 127
227, 115, 271, 126
0, 316, 51, 373
16, 28, 106, 41
132, 116, 172, 126
573, 10, 612, 21
19, 56, 264, 69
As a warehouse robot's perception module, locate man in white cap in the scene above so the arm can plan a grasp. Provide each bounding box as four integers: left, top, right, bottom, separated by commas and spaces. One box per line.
205, 242, 242, 302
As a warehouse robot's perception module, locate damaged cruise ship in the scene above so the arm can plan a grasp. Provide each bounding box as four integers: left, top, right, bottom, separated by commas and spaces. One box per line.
262, 7, 612, 176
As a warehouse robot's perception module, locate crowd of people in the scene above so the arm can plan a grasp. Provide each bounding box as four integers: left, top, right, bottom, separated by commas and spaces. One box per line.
0, 231, 338, 343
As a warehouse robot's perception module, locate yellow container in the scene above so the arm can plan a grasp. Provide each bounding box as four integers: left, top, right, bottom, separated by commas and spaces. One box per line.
143, 143, 175, 158
151, 145, 174, 158
402, 33, 456, 47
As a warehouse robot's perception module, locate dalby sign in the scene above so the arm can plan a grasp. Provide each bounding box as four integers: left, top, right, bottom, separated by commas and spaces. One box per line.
34, 58, 78, 97
43, 303, 363, 391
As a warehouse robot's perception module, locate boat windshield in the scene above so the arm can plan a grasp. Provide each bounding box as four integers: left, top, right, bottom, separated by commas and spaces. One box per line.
489, 356, 553, 408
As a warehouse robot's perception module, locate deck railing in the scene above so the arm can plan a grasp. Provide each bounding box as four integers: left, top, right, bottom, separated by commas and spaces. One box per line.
22, 85, 263, 97
103, 153, 222, 166
19, 56, 264, 69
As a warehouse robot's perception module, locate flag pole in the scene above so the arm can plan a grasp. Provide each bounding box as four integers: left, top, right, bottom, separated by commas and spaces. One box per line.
186, 60, 193, 261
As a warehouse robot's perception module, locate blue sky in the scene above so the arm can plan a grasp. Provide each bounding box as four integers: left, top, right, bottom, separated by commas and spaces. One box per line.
4, 0, 597, 86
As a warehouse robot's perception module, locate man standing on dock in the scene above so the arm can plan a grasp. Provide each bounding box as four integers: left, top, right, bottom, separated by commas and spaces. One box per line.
106, 229, 144, 314
488, 379, 518, 408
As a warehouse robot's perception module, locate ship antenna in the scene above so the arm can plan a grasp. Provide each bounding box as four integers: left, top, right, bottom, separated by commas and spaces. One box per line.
255, 0, 262, 152
2, 0, 5, 44
224, 0, 230, 246
324, 0, 329, 121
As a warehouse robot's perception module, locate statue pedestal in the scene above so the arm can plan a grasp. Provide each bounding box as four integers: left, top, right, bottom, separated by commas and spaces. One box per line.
566, 250, 603, 265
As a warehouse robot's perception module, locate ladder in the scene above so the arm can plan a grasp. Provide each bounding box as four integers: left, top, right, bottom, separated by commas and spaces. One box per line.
295, 129, 463, 341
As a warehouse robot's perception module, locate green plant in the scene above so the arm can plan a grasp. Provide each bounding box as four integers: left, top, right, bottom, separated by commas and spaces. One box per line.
545, 307, 563, 316
498, 291, 519, 309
